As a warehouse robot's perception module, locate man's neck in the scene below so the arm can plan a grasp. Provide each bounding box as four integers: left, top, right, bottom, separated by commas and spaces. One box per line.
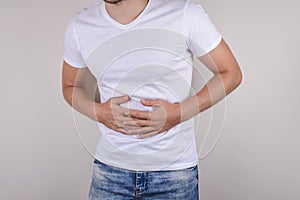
104, 0, 149, 25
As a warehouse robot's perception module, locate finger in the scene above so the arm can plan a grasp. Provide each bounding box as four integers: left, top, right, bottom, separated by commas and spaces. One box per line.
121, 125, 147, 132
114, 126, 132, 135
113, 115, 150, 127
125, 109, 151, 119
126, 126, 156, 135
141, 98, 162, 106
113, 117, 135, 128
113, 120, 139, 135
108, 105, 132, 118
113, 111, 151, 124
111, 95, 130, 105
116, 120, 154, 130
123, 119, 153, 127
138, 131, 160, 139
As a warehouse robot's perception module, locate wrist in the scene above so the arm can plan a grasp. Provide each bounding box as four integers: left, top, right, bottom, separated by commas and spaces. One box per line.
174, 103, 184, 124
179, 96, 201, 122
93, 102, 107, 122
85, 101, 100, 122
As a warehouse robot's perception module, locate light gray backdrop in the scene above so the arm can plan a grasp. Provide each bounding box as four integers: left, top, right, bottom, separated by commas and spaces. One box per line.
0, 0, 299, 199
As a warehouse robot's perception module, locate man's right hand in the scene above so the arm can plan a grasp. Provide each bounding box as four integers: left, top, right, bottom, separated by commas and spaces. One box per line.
94, 95, 135, 135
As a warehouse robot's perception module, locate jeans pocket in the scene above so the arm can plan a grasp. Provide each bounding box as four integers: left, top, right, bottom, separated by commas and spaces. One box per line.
93, 159, 101, 165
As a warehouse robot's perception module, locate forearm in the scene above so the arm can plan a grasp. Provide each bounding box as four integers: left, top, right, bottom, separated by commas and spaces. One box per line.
179, 71, 241, 122
63, 86, 98, 121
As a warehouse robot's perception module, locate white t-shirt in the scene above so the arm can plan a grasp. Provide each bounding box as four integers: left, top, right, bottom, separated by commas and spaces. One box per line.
64, 0, 222, 171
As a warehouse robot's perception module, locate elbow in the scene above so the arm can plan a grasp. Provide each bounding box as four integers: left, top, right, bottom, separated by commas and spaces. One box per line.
235, 69, 243, 88
62, 87, 68, 102
62, 89, 69, 105
225, 67, 242, 91
62, 85, 73, 106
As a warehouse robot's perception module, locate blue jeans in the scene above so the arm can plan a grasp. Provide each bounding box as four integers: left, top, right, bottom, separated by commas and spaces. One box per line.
88, 159, 198, 200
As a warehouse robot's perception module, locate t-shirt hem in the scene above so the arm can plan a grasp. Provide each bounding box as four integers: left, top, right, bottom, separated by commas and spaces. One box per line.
194, 36, 223, 57
94, 155, 198, 172
64, 56, 86, 68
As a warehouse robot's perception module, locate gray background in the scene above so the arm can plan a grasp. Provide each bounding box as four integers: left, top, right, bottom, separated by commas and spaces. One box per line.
0, 0, 299, 199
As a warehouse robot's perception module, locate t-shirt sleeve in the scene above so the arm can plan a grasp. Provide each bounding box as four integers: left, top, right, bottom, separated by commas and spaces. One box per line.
63, 18, 86, 68
184, 2, 222, 57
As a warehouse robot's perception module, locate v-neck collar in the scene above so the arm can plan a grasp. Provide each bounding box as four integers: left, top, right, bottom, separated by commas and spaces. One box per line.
101, 0, 152, 29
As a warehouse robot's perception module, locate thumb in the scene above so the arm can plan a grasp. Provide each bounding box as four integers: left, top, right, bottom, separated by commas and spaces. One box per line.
141, 98, 161, 106
112, 95, 130, 105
